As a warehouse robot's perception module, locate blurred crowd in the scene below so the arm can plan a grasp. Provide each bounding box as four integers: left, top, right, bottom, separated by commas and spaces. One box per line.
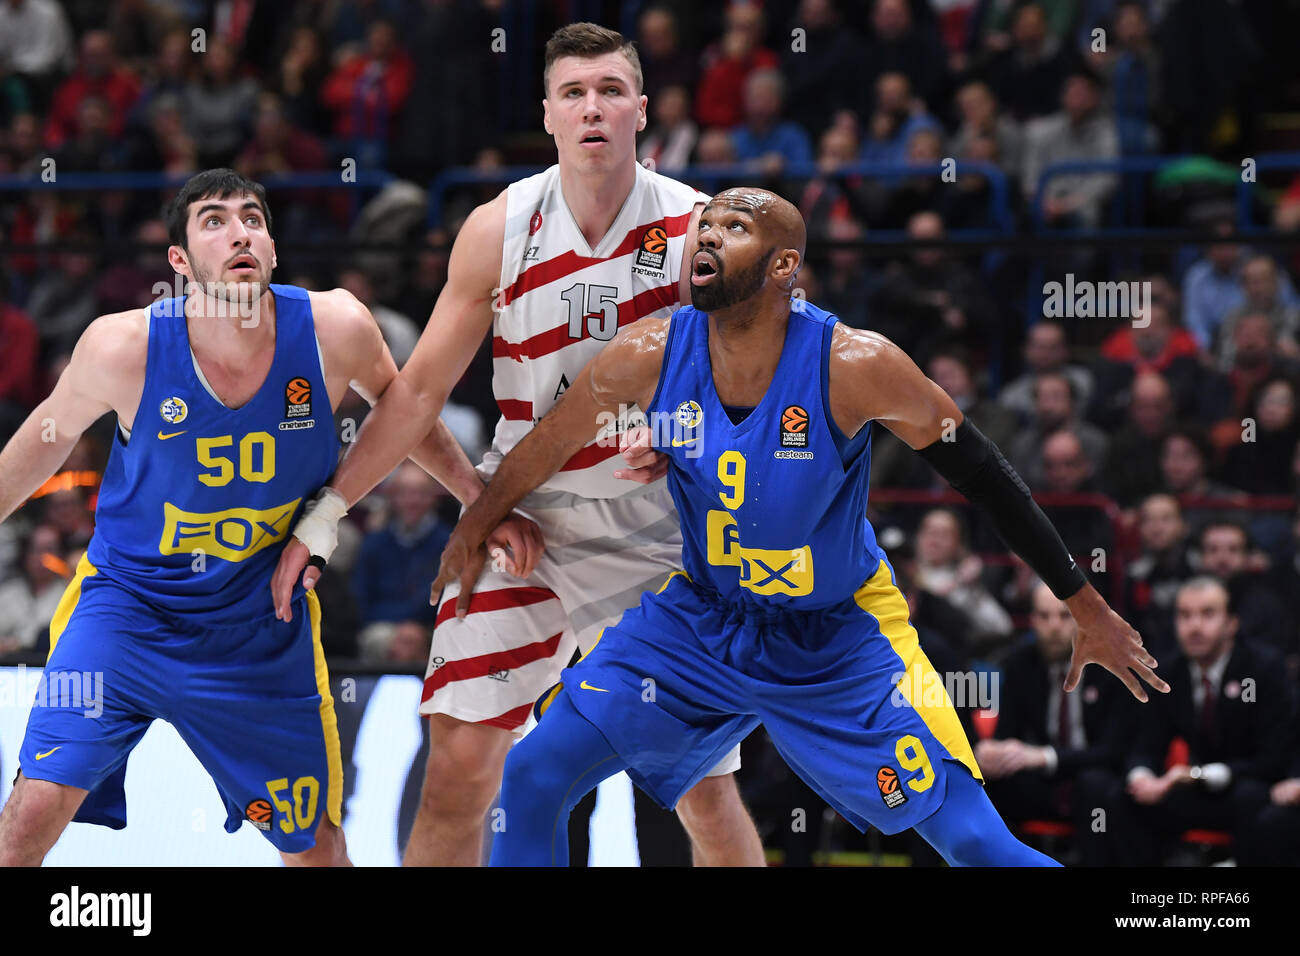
2, 0, 1300, 864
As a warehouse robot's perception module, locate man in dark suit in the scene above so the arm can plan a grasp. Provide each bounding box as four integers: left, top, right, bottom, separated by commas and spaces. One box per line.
1240, 723, 1300, 865
1118, 577, 1294, 864
976, 582, 1131, 865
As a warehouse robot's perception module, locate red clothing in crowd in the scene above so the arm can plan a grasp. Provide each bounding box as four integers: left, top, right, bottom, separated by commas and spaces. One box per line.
0, 305, 41, 408
1099, 326, 1201, 372
321, 53, 414, 139
694, 46, 779, 130
43, 68, 141, 149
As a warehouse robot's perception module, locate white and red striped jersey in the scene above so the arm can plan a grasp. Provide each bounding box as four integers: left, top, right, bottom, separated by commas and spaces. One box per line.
484, 161, 709, 498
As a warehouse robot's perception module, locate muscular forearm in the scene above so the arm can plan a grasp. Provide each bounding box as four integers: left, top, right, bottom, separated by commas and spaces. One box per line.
456, 416, 589, 544
331, 375, 454, 507
405, 417, 486, 507
0, 404, 84, 524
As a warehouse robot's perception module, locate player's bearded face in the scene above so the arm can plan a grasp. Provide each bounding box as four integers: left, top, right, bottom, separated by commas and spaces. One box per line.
184, 195, 276, 302
690, 247, 772, 313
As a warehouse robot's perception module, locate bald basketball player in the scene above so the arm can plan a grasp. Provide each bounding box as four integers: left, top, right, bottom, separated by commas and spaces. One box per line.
430, 188, 1169, 866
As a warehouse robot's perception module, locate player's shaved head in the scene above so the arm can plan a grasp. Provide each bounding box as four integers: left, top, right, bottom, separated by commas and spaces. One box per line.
708, 187, 806, 260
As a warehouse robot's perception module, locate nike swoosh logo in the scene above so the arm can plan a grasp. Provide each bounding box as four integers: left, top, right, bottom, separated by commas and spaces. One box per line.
670, 437, 699, 447
34, 747, 61, 760
579, 680, 608, 693
157, 430, 187, 440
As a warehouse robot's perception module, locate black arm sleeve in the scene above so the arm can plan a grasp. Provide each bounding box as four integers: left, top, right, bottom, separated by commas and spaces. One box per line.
914, 417, 1088, 600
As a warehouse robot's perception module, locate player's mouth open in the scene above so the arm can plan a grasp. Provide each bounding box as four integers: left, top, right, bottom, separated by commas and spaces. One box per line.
691, 252, 719, 286
228, 255, 257, 273
580, 133, 607, 148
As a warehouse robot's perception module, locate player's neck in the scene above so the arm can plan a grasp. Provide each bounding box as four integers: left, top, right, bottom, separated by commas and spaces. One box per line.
559, 160, 637, 249
707, 303, 789, 404
184, 287, 277, 356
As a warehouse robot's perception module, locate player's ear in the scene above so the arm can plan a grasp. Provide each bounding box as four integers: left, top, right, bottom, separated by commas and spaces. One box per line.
270, 239, 277, 271
637, 94, 648, 131
772, 248, 801, 283
167, 245, 191, 278
542, 98, 553, 136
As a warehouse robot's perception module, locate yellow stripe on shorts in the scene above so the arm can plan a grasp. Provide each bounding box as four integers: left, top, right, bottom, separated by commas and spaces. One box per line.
306, 589, 344, 827
853, 558, 983, 783
47, 552, 99, 661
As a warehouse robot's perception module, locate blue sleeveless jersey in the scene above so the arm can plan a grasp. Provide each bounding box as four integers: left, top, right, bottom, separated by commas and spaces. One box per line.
645, 301, 883, 610
87, 284, 339, 624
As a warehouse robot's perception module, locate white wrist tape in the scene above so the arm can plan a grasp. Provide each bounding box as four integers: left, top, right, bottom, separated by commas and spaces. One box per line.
293, 487, 349, 563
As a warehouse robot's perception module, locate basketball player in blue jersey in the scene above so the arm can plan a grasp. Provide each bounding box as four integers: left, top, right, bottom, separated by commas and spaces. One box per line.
432, 188, 1171, 866
0, 169, 529, 866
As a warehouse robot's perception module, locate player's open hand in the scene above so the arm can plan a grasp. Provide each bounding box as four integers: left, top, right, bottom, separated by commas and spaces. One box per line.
430, 527, 490, 619
485, 512, 544, 578
1064, 589, 1169, 702
272, 537, 316, 622
612, 425, 669, 484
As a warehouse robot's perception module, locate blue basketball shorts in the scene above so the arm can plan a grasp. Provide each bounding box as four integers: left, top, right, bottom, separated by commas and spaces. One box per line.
17, 555, 343, 854
541, 557, 983, 835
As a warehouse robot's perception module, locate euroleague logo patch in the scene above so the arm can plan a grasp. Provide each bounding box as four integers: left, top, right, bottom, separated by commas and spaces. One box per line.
779, 404, 809, 447
635, 225, 667, 271
529, 210, 543, 236
877, 766, 908, 809
245, 798, 273, 831
284, 376, 312, 418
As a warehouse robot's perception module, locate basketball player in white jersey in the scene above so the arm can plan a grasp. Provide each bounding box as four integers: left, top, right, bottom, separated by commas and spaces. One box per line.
272, 23, 765, 866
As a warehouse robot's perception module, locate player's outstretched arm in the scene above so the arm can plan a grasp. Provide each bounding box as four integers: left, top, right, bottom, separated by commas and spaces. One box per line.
0, 312, 144, 525
431, 316, 670, 618
828, 326, 1169, 702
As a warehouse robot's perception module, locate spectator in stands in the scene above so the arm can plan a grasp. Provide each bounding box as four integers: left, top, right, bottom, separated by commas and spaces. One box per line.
796, 122, 881, 241
1242, 733, 1300, 865
1035, 429, 1116, 595
694, 1, 777, 131
126, 91, 197, 174
394, 226, 450, 326
54, 95, 123, 173
815, 215, 874, 330
949, 79, 1022, 180
693, 127, 738, 167
387, 620, 432, 666
182, 37, 260, 168
876, 126, 948, 229
276, 26, 330, 137
1118, 577, 1290, 865
924, 346, 1019, 450
1219, 377, 1300, 497
946, 130, 1010, 229
1090, 299, 1230, 428
1090, 0, 1163, 154
25, 242, 98, 355
321, 17, 413, 147
5, 110, 43, 175
1099, 370, 1176, 507
1020, 65, 1118, 227
1160, 427, 1241, 504
1183, 222, 1300, 354
0, 291, 40, 423
869, 211, 997, 356
977, 582, 1130, 865
43, 29, 140, 150
637, 6, 697, 105
986, 1, 1072, 122
353, 462, 450, 635
0, 0, 74, 113
857, 0, 949, 113
914, 507, 1014, 658
1215, 255, 1300, 373
638, 85, 698, 174
1219, 311, 1300, 422
999, 320, 1095, 427
93, 218, 173, 315
235, 92, 337, 237
730, 69, 812, 177
126, 27, 192, 134
1006, 373, 1109, 489
1124, 492, 1194, 657
778, 0, 861, 139
337, 267, 419, 368
0, 524, 67, 656
859, 71, 936, 165
1196, 520, 1293, 660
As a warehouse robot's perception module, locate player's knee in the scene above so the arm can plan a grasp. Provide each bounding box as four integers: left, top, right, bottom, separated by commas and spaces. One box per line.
499, 733, 565, 807
421, 717, 511, 813
0, 776, 84, 864
676, 773, 742, 831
